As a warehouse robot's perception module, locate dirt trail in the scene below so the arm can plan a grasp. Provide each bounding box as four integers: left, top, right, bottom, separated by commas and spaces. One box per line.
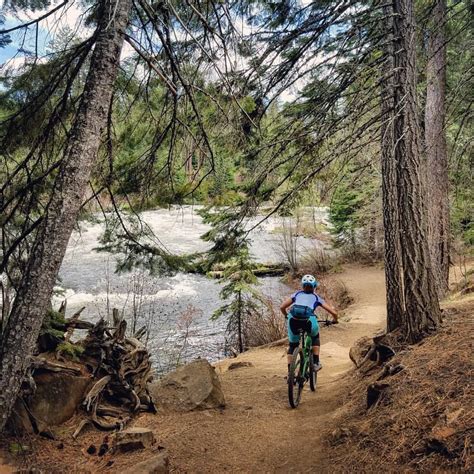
137, 264, 387, 473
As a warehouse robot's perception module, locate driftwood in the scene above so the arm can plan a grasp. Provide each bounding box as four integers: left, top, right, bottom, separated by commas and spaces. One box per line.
30, 357, 82, 376
24, 305, 156, 438
75, 317, 156, 435
72, 419, 91, 440
350, 331, 399, 374
64, 307, 86, 341
65, 318, 95, 331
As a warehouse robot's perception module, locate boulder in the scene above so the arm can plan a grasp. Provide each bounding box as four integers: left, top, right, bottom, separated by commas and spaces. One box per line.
123, 451, 169, 474
27, 372, 91, 431
149, 359, 225, 412
112, 427, 155, 453
8, 399, 35, 434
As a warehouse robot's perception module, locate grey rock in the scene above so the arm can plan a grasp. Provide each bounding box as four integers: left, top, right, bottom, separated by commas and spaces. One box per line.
112, 427, 155, 453
149, 359, 225, 412
123, 451, 169, 474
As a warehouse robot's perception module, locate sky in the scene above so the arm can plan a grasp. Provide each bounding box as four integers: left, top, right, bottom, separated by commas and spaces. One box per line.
0, 0, 315, 101
0, 0, 89, 70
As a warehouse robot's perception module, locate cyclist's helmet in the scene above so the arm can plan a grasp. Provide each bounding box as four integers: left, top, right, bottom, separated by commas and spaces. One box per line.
301, 274, 318, 288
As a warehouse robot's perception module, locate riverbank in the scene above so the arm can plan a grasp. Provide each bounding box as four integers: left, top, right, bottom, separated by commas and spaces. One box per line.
1, 264, 386, 472
2, 263, 472, 472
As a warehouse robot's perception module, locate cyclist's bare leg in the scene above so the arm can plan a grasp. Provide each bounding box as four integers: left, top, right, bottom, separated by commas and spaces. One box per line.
312, 332, 321, 368
287, 342, 299, 371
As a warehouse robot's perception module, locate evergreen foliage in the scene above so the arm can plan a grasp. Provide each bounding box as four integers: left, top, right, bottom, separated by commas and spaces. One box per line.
0, 1, 472, 431
212, 245, 261, 354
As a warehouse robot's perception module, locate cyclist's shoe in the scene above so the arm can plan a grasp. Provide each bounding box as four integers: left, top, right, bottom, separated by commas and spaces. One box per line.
313, 362, 323, 372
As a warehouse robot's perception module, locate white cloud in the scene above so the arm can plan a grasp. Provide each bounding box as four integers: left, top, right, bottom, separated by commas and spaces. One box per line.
4, 0, 88, 34
0, 54, 46, 73
120, 39, 134, 60
41, 1, 92, 41
2, 0, 92, 57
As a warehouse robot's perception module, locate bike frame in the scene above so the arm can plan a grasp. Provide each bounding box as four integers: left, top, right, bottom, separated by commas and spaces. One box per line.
300, 331, 312, 377
297, 318, 332, 377
287, 318, 334, 408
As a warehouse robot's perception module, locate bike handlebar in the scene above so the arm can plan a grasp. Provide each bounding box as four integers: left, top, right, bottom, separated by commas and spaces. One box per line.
317, 319, 337, 326
284, 314, 337, 326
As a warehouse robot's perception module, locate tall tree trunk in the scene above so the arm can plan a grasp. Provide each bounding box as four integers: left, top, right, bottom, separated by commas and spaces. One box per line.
0, 0, 132, 432
392, 0, 442, 342
425, 0, 449, 297
380, 1, 405, 332
237, 290, 243, 353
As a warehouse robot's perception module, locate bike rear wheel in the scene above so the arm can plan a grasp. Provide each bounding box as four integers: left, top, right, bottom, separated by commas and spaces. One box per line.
288, 347, 304, 408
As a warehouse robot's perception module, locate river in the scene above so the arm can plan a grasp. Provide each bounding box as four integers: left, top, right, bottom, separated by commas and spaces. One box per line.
57, 206, 329, 370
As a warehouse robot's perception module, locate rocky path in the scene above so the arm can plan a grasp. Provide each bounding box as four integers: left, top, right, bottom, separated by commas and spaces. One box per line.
138, 264, 387, 473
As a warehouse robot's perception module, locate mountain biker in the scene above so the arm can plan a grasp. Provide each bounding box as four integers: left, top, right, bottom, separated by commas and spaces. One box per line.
280, 274, 338, 373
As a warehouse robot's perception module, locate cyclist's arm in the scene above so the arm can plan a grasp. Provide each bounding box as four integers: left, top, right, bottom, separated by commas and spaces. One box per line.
280, 298, 293, 317
321, 302, 338, 322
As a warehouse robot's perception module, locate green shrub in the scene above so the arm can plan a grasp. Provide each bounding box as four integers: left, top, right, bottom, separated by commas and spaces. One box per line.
56, 342, 85, 360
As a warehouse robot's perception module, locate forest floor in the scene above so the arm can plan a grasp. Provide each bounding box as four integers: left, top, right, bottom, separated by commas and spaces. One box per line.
1, 263, 472, 473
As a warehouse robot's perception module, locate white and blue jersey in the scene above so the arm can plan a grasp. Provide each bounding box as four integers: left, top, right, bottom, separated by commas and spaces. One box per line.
287, 291, 324, 342
291, 291, 325, 312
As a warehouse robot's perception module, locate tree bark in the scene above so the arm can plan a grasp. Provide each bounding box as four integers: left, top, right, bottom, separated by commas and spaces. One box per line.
237, 290, 244, 353
380, 1, 405, 332
425, 0, 449, 297
392, 0, 442, 342
0, 0, 132, 432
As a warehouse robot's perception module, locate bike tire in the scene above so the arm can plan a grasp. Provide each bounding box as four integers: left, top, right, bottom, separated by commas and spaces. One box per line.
309, 355, 317, 392
288, 347, 304, 408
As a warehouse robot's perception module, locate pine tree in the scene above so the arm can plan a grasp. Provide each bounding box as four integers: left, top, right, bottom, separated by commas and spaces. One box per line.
383, 0, 442, 341
212, 246, 260, 354
0, 0, 132, 431
425, 0, 450, 296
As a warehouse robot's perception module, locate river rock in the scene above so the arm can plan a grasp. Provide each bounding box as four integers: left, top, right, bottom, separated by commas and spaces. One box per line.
228, 361, 253, 370
112, 427, 155, 453
123, 451, 169, 474
28, 372, 91, 431
149, 359, 225, 412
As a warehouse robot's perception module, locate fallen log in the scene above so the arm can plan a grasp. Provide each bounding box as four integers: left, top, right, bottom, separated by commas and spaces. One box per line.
208, 264, 286, 279
64, 319, 95, 330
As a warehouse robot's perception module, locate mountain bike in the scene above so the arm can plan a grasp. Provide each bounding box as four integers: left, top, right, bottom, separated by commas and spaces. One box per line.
288, 319, 336, 409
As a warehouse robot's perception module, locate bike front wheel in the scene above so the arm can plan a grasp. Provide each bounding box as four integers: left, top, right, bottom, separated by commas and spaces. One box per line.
288, 347, 304, 408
